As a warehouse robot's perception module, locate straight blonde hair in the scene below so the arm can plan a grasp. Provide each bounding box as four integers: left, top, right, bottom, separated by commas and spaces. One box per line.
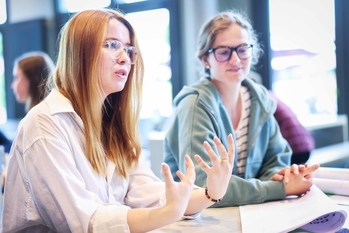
52, 9, 144, 178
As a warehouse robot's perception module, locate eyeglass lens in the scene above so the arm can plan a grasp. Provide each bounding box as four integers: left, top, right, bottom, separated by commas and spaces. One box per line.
214, 45, 252, 62
107, 40, 138, 64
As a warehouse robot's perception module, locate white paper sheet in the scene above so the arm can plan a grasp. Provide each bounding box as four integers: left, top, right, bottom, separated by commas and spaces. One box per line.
313, 167, 349, 180
239, 185, 347, 233
314, 178, 349, 196
312, 167, 349, 196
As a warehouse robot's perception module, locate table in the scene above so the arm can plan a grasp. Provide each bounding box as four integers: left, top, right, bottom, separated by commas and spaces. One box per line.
149, 195, 349, 233
149, 206, 241, 233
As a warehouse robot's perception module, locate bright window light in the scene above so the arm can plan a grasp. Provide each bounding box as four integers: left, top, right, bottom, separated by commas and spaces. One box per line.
0, 0, 7, 24
59, 0, 111, 13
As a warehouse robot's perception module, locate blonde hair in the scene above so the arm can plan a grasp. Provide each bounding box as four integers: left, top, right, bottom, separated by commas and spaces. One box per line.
14, 51, 54, 112
196, 9, 263, 75
52, 9, 144, 178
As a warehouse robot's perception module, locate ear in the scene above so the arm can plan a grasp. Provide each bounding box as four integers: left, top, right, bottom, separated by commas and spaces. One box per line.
201, 56, 210, 69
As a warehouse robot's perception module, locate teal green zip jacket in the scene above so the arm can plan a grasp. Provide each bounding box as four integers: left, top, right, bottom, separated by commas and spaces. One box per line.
163, 77, 292, 207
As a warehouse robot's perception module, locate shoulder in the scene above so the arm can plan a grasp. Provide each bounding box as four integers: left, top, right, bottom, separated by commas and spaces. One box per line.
243, 78, 276, 114
14, 91, 82, 154
174, 78, 220, 107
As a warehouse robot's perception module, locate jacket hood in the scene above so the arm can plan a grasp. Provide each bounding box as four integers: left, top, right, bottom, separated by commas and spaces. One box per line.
174, 77, 277, 116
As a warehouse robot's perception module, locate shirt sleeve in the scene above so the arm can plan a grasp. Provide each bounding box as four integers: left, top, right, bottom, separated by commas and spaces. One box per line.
89, 204, 130, 233
7, 121, 134, 232
13, 138, 108, 233
124, 154, 166, 208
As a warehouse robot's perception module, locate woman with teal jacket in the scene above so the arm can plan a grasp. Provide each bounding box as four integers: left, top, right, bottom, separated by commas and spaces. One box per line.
163, 9, 319, 207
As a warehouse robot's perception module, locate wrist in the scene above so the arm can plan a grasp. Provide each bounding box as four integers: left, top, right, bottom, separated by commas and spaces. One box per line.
205, 187, 222, 203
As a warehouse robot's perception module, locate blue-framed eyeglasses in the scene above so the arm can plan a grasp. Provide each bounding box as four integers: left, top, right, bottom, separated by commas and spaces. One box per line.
103, 40, 138, 64
207, 44, 253, 62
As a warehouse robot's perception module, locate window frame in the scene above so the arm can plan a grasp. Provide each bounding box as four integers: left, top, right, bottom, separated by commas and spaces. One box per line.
251, 0, 349, 134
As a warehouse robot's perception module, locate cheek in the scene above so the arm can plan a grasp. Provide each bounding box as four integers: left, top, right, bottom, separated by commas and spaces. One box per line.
243, 60, 251, 72
19, 79, 29, 90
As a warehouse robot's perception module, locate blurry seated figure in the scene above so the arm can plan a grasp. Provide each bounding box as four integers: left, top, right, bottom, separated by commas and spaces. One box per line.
11, 51, 55, 112
1, 51, 55, 192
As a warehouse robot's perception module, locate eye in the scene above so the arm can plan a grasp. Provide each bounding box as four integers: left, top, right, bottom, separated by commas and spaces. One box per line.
109, 40, 122, 50
216, 48, 230, 56
238, 46, 251, 53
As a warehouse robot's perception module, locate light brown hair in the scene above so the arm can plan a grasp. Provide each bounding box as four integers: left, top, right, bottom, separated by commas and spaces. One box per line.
52, 9, 144, 178
196, 9, 263, 75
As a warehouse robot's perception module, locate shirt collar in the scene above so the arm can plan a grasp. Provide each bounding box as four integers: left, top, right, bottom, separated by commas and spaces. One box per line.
45, 89, 75, 115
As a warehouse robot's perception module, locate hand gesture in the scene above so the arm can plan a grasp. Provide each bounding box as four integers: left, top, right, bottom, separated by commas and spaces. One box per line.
194, 134, 235, 201
161, 155, 196, 219
270, 163, 310, 183
271, 163, 320, 196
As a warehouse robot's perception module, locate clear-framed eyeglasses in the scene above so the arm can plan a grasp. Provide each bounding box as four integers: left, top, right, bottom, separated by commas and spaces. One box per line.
207, 44, 253, 62
103, 40, 138, 64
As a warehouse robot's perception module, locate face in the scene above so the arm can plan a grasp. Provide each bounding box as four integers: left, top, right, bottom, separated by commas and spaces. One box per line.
11, 65, 30, 103
99, 18, 132, 99
204, 23, 252, 84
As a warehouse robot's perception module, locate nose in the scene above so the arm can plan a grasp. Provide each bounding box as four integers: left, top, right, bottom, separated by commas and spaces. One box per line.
117, 49, 131, 65
228, 50, 240, 63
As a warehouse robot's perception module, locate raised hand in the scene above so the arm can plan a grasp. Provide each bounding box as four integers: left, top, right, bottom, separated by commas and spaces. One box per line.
161, 155, 196, 219
194, 134, 235, 201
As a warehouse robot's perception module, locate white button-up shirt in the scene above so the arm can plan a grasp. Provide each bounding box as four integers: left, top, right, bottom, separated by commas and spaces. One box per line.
1, 89, 166, 233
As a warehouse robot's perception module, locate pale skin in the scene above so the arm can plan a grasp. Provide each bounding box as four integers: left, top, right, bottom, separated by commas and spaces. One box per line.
11, 65, 30, 103
99, 18, 235, 233
202, 23, 319, 197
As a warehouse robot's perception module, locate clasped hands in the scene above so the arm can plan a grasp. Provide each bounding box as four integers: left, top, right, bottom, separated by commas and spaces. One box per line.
270, 163, 320, 196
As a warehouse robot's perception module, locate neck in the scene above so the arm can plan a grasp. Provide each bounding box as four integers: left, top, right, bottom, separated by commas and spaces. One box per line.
212, 79, 242, 130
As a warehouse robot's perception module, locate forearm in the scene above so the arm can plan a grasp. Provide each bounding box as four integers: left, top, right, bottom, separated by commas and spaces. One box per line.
185, 187, 214, 215
127, 205, 182, 233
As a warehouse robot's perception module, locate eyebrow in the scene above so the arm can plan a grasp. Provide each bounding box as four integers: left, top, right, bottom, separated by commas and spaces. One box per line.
214, 43, 250, 48
104, 38, 132, 47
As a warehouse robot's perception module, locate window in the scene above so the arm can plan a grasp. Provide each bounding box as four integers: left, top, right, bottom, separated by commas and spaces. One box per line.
126, 8, 172, 124
269, 0, 336, 125
0, 0, 6, 25
58, 0, 111, 13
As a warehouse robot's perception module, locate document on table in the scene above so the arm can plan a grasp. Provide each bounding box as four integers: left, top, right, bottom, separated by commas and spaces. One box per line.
239, 185, 347, 233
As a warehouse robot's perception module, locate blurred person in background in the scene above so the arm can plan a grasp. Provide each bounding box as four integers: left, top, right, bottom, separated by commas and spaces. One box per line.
1, 51, 55, 192
11, 51, 55, 112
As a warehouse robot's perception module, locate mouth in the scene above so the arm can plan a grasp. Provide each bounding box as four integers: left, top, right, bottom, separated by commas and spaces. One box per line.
115, 69, 128, 78
227, 67, 241, 72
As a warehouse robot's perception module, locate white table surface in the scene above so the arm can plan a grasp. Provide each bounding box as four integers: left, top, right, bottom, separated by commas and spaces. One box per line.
149, 195, 349, 233
149, 206, 241, 233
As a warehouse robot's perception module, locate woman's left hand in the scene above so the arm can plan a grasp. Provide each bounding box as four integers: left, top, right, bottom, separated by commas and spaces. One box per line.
270, 163, 309, 183
194, 134, 235, 201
